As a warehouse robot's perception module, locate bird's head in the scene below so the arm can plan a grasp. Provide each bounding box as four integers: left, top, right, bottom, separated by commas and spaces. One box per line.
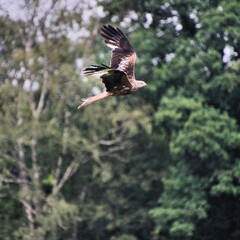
135, 80, 147, 89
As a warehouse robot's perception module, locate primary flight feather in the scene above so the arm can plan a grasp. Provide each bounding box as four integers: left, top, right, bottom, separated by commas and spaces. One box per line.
78, 24, 147, 109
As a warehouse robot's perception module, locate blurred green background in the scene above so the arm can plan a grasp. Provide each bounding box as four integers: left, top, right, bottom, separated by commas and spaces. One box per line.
1, 0, 240, 239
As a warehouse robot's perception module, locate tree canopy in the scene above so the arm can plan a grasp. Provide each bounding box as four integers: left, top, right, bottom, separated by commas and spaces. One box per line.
0, 0, 240, 239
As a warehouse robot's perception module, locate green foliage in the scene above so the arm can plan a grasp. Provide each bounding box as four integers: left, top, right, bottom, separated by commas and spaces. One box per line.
1, 0, 240, 240
42, 197, 78, 231
150, 164, 208, 238
0, 187, 24, 240
171, 107, 240, 175
155, 94, 202, 135
211, 161, 240, 197
111, 234, 138, 240
197, 0, 240, 50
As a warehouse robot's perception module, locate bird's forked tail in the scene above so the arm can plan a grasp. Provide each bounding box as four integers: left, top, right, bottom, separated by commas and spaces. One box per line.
78, 92, 112, 109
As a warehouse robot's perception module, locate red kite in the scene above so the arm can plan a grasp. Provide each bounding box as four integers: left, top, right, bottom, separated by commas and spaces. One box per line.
78, 24, 147, 109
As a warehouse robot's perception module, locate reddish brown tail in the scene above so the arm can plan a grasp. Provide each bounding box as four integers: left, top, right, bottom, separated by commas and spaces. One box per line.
78, 92, 112, 109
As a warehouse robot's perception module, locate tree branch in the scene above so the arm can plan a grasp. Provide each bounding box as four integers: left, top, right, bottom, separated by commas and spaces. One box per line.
20, 199, 36, 223
54, 111, 70, 188
1, 177, 31, 185
52, 160, 79, 196
33, 56, 50, 119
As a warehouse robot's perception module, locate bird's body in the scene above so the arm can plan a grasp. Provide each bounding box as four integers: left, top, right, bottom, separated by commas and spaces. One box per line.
78, 25, 147, 109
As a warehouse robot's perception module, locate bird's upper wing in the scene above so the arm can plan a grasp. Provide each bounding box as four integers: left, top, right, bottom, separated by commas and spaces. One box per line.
101, 25, 136, 82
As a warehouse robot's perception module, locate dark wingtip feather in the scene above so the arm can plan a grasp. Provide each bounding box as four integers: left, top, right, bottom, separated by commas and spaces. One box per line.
83, 64, 110, 75
101, 24, 123, 39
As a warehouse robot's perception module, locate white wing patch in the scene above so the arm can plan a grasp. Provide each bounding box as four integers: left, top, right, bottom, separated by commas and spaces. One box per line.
88, 68, 111, 77
106, 43, 118, 49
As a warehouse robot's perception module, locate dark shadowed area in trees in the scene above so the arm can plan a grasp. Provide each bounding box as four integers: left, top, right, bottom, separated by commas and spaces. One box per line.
0, 0, 240, 239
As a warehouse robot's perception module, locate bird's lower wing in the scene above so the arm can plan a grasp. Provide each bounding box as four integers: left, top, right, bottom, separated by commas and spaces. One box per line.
78, 91, 112, 109
83, 64, 132, 90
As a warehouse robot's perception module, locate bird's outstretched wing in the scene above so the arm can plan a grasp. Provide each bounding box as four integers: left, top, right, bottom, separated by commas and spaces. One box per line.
101, 25, 136, 81
83, 64, 132, 91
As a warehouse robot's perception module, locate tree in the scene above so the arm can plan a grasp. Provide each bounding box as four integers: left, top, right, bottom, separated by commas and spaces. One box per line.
151, 100, 240, 239
0, 1, 152, 239
1, 0, 240, 239
101, 0, 240, 239
146, 1, 240, 239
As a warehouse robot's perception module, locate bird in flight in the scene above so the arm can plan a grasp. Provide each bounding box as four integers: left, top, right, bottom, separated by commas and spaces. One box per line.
78, 24, 147, 109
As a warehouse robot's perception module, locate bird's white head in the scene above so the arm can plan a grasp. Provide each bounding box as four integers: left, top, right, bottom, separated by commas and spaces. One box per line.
135, 80, 147, 89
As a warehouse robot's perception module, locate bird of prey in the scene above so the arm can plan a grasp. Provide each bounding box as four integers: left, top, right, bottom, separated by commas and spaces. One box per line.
78, 24, 147, 109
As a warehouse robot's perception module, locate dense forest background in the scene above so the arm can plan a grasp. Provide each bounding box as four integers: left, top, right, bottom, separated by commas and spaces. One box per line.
1, 0, 240, 239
